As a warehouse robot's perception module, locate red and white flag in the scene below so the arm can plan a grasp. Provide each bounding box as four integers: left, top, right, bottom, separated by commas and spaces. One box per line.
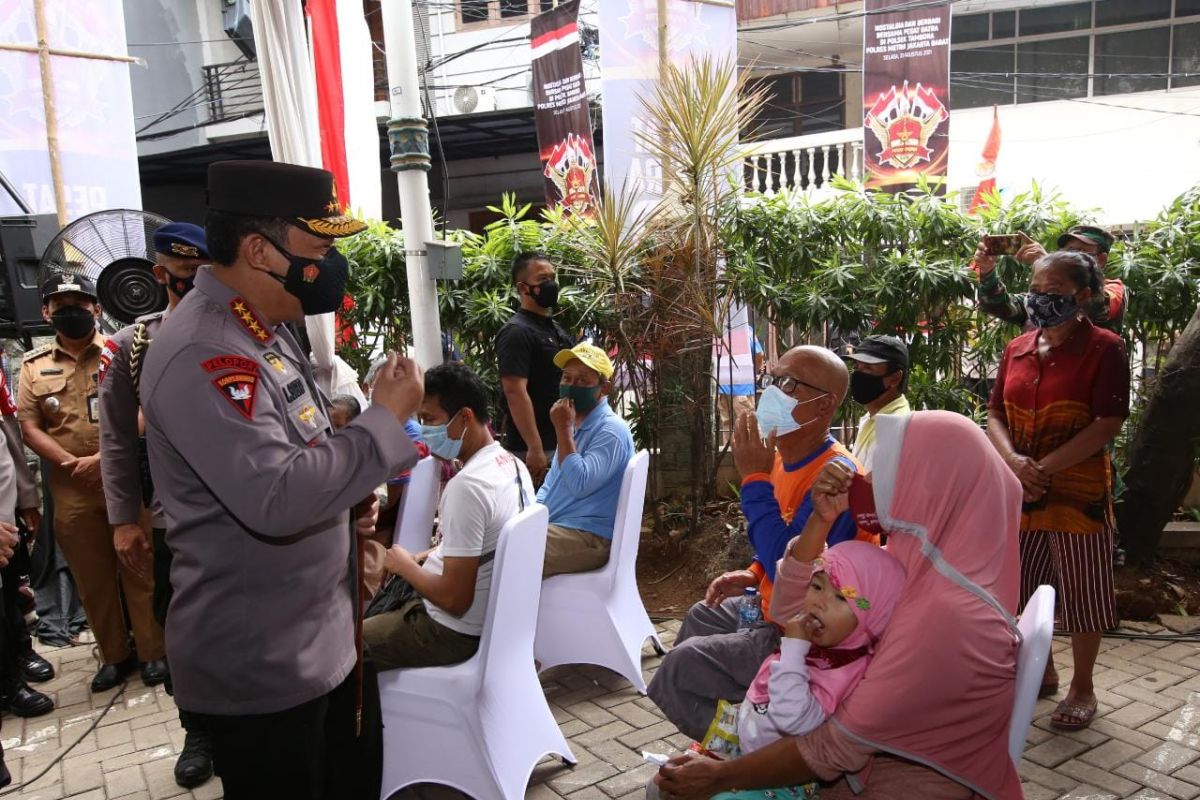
968, 106, 1001, 214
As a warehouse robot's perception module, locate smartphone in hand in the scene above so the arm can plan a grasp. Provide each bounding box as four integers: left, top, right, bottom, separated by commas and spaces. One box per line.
981, 234, 1024, 256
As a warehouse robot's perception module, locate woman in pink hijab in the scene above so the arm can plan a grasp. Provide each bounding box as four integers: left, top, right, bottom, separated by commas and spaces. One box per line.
656, 410, 1025, 800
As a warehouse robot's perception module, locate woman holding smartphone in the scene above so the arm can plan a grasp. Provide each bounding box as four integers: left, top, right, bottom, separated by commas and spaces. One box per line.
987, 249, 1130, 731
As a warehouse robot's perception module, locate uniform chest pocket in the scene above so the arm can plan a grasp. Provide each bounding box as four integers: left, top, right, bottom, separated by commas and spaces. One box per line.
29, 375, 68, 418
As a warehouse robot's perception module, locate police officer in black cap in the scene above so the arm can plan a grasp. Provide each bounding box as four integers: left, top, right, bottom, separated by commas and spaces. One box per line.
141, 162, 422, 798
98, 221, 214, 788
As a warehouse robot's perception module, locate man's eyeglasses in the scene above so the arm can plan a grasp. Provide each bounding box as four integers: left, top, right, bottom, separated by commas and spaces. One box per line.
757, 371, 830, 397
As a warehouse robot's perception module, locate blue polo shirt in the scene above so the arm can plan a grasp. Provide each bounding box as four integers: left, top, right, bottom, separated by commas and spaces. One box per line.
536, 402, 635, 540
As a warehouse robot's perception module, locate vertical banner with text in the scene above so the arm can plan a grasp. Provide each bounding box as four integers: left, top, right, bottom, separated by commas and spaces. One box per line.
531, 0, 599, 216
599, 0, 736, 216
0, 0, 142, 219
862, 0, 952, 194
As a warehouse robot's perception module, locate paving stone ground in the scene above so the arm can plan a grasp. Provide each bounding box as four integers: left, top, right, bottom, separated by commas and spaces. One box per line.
6, 621, 1200, 799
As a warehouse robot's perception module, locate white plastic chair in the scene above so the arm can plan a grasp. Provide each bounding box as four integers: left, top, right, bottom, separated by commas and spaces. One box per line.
1009, 584, 1056, 763
378, 504, 575, 800
392, 456, 438, 553
533, 450, 665, 693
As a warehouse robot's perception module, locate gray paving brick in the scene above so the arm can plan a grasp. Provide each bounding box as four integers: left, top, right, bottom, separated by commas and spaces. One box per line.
1115, 762, 1200, 799
1057, 785, 1117, 800
1077, 737, 1145, 769
1024, 735, 1091, 768
549, 760, 620, 795
1137, 742, 1200, 773
1055, 758, 1141, 796
596, 763, 658, 798
1109, 701, 1170, 729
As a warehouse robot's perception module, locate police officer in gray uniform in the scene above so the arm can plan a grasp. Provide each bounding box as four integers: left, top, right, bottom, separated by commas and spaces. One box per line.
98, 221, 213, 788
140, 161, 422, 799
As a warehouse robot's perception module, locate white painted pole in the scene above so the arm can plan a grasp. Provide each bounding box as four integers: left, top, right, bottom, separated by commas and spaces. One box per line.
380, 0, 444, 369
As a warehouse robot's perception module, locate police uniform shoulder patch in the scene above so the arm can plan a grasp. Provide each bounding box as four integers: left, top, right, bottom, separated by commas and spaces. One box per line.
98, 339, 121, 384
202, 355, 260, 374
24, 344, 52, 360
212, 372, 258, 420
263, 351, 288, 375
229, 298, 272, 344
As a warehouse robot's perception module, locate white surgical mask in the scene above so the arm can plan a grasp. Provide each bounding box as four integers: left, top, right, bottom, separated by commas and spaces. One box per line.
755, 385, 827, 438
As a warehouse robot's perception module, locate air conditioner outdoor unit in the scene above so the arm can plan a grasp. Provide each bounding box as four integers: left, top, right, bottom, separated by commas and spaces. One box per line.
450, 86, 497, 115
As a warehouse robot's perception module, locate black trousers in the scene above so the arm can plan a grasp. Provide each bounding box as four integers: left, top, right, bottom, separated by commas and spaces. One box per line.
0, 534, 35, 687
187, 668, 382, 800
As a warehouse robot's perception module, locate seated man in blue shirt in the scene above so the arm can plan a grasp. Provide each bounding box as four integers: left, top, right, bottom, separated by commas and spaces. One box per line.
537, 343, 635, 577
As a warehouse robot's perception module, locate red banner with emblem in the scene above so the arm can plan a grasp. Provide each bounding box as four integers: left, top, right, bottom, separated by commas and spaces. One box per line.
862, 0, 952, 194
531, 0, 599, 216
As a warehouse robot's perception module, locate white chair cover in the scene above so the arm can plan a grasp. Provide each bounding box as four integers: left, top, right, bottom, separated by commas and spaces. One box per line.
378, 504, 574, 799
1010, 584, 1056, 763
534, 450, 664, 692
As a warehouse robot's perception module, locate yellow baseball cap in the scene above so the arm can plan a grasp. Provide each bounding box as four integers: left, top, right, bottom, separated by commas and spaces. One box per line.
554, 343, 614, 380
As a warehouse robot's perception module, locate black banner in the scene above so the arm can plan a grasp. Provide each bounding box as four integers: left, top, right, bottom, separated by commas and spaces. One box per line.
862, 0, 952, 194
531, 0, 599, 215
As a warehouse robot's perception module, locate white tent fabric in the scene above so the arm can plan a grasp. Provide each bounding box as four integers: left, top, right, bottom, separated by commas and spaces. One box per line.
250, 0, 367, 406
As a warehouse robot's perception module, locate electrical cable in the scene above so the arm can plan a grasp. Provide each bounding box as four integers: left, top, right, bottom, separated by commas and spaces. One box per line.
415, 1, 452, 228
0, 647, 125, 797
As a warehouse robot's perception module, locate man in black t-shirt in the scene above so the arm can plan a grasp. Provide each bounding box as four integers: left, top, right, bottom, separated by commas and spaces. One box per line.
497, 252, 575, 484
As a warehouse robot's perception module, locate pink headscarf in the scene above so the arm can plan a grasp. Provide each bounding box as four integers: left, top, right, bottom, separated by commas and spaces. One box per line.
747, 542, 906, 715
832, 410, 1023, 800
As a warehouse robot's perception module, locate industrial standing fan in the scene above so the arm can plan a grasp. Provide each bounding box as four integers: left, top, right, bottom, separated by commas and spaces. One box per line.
36, 209, 171, 331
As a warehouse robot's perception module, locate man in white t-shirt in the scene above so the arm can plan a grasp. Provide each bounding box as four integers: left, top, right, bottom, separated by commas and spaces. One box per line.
364, 363, 533, 669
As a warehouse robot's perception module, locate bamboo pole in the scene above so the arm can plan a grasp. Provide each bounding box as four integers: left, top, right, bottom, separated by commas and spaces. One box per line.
33, 0, 67, 226
0, 42, 141, 64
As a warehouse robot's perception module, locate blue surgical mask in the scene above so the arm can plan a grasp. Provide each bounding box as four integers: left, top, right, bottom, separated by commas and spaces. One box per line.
755, 385, 827, 438
421, 412, 464, 461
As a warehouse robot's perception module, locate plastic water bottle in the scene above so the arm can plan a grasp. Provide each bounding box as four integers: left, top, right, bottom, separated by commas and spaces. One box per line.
737, 588, 762, 633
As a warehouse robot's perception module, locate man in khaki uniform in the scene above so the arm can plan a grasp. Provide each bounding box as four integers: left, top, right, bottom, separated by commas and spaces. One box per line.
18, 275, 165, 693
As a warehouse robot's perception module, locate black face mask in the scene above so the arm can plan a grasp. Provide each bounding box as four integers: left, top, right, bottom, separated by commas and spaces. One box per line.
525, 279, 559, 309
163, 268, 195, 300
850, 370, 894, 405
50, 305, 96, 340
263, 237, 349, 316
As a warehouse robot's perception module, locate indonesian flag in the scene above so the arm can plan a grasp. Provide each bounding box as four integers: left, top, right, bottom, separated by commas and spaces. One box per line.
968, 106, 1001, 215
531, 15, 580, 59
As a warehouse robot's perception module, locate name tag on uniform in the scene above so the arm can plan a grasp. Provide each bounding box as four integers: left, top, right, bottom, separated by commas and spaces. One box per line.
283, 379, 305, 403
39, 368, 63, 376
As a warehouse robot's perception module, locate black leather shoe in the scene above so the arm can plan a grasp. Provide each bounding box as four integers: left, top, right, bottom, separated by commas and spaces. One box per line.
17, 650, 54, 684
0, 682, 54, 717
174, 730, 214, 788
90, 657, 137, 693
0, 756, 10, 788
140, 658, 169, 687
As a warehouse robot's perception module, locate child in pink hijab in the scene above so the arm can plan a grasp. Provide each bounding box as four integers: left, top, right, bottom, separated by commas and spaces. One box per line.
737, 541, 905, 754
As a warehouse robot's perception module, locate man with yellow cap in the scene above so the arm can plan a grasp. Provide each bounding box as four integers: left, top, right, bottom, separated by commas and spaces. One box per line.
538, 343, 634, 577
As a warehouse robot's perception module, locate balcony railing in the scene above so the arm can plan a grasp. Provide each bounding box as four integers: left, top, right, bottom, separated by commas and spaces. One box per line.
202, 59, 264, 125
744, 128, 864, 196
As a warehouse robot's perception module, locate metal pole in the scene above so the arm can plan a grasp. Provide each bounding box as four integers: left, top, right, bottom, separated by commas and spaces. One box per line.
381, 0, 444, 370
33, 0, 66, 226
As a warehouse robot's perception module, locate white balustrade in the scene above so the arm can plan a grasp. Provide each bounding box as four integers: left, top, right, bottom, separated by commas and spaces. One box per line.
743, 128, 864, 196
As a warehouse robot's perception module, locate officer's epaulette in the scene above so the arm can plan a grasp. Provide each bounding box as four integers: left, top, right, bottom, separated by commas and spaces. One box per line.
23, 343, 52, 360
134, 310, 166, 324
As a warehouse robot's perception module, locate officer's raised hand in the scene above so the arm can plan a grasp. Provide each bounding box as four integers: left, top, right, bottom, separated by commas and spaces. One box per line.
370, 353, 424, 424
